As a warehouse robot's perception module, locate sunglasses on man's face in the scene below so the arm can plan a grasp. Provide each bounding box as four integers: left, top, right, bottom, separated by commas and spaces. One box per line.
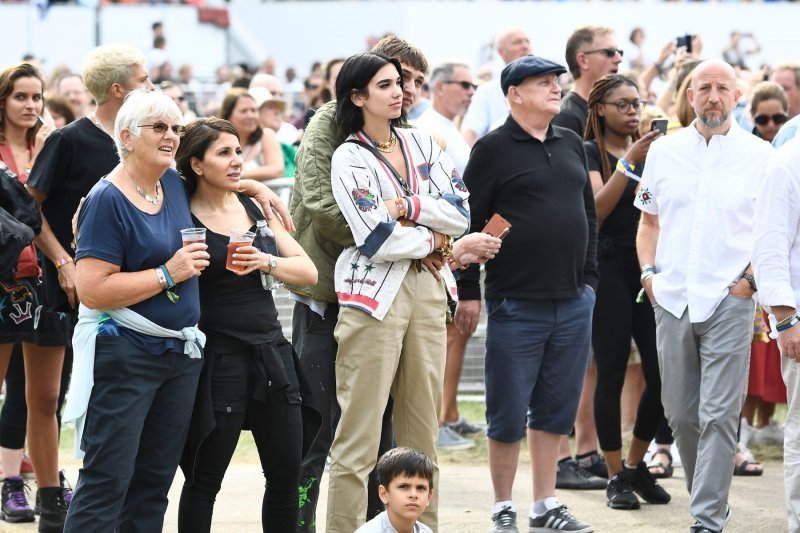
139, 122, 186, 136
754, 113, 788, 126
584, 48, 624, 58
442, 80, 478, 91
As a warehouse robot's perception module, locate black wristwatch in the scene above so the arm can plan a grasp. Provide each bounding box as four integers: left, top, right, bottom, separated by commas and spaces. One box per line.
742, 273, 757, 292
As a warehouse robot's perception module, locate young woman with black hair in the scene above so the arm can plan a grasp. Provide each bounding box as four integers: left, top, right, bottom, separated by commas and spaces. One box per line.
583, 74, 670, 511
324, 52, 470, 532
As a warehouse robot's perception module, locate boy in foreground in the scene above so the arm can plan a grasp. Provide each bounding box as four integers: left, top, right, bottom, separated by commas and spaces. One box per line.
356, 448, 434, 533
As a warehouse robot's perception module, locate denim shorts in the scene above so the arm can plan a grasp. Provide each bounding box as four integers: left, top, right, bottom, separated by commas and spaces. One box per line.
484, 288, 595, 442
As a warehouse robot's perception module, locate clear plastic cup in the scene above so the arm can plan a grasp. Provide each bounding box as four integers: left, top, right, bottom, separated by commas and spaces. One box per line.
180, 227, 206, 247
181, 227, 207, 270
226, 228, 255, 273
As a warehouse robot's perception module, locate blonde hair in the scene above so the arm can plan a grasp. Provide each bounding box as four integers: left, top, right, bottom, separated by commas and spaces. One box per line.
638, 106, 667, 137
82, 44, 147, 104
675, 72, 696, 128
114, 90, 182, 159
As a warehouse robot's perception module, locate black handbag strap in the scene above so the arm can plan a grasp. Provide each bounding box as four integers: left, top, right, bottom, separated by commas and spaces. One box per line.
345, 138, 411, 194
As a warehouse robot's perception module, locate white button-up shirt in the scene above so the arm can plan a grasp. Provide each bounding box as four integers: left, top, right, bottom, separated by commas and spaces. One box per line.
634, 120, 773, 322
415, 108, 472, 175
460, 79, 509, 139
753, 136, 800, 315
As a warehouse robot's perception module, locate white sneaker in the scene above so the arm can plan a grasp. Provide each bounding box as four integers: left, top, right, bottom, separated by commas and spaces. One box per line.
739, 416, 756, 448
752, 420, 784, 446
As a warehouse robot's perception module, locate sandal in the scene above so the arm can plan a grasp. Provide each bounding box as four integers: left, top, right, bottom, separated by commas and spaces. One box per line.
648, 448, 674, 479
734, 455, 764, 477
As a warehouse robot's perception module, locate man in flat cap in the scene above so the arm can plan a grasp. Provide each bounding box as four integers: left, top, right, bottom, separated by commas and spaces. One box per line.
456, 55, 598, 533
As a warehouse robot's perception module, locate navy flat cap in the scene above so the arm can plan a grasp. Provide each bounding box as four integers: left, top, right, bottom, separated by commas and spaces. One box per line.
500, 55, 567, 95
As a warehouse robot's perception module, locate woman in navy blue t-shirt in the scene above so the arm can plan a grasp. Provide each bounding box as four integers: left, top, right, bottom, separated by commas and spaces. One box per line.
66, 91, 209, 532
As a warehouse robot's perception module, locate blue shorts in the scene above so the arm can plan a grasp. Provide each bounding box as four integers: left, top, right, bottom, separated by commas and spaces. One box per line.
484, 289, 595, 442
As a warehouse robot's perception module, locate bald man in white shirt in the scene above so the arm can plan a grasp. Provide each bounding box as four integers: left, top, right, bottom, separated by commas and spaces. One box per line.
461, 27, 532, 146
635, 60, 774, 533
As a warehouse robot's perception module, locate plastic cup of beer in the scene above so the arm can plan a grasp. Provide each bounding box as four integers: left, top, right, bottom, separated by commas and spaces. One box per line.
226, 228, 255, 273
181, 227, 207, 270
180, 227, 206, 246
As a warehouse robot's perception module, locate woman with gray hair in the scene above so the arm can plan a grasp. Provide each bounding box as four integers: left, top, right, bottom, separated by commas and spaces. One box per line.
63, 90, 209, 532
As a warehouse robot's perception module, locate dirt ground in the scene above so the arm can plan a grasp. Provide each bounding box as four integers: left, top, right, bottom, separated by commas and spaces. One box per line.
0, 454, 786, 532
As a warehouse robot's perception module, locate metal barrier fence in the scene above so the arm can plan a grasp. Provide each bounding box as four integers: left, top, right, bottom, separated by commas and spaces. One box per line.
262, 178, 488, 393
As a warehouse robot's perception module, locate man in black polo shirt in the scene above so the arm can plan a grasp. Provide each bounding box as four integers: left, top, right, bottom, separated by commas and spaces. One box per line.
554, 25, 623, 137
456, 56, 598, 533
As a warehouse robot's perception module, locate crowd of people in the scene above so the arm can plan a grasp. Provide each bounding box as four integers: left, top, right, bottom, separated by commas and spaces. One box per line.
1, 18, 799, 533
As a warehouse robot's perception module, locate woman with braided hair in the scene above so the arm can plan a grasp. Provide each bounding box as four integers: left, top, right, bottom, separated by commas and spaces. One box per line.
583, 74, 670, 511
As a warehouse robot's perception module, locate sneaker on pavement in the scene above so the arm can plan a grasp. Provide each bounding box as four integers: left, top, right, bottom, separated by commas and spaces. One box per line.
529, 504, 593, 532
437, 426, 475, 450
489, 505, 518, 533
578, 452, 608, 479
444, 416, 484, 437
556, 459, 606, 490
630, 462, 671, 504
35, 470, 72, 515
606, 470, 640, 510
0, 476, 34, 523
689, 524, 718, 533
689, 505, 729, 533
752, 420, 784, 446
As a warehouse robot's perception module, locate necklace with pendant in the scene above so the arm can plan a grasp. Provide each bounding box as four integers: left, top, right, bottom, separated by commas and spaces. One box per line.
124, 165, 161, 205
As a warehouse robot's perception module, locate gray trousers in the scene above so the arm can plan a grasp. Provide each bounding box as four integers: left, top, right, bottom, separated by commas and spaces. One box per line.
653, 294, 754, 531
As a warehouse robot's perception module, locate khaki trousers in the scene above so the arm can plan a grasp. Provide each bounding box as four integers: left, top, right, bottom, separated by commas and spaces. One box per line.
326, 267, 446, 532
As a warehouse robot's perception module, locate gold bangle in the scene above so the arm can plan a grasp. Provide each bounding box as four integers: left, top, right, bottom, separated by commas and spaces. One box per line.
435, 234, 453, 260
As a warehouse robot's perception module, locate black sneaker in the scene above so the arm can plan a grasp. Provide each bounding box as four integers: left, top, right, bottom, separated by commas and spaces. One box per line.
529, 505, 593, 532
577, 451, 608, 479
489, 505, 518, 532
0, 476, 35, 523
630, 462, 671, 504
689, 505, 730, 532
689, 524, 718, 533
35, 470, 73, 515
555, 459, 606, 490
606, 470, 640, 510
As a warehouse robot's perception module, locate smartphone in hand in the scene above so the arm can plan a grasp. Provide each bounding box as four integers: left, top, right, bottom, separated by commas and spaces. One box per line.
651, 118, 668, 136
482, 213, 512, 240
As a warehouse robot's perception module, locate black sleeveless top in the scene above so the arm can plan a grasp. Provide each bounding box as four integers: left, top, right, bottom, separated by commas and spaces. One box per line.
193, 193, 281, 350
